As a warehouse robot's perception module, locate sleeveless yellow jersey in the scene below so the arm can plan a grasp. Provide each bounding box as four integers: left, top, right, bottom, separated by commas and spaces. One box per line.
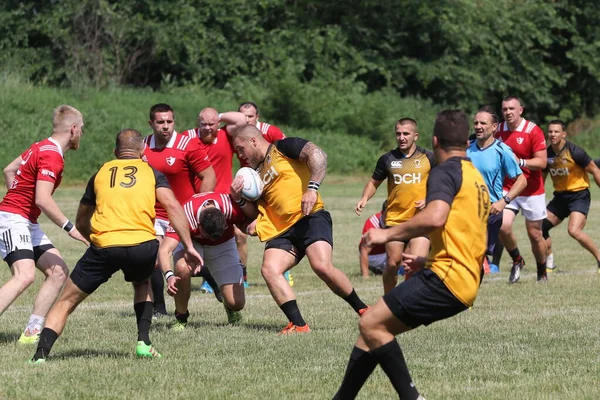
425, 157, 489, 306
80, 158, 170, 248
545, 141, 592, 193
255, 138, 324, 241
372, 146, 435, 225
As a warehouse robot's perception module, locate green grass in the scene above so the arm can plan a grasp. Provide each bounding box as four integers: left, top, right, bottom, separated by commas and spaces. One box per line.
1, 181, 600, 399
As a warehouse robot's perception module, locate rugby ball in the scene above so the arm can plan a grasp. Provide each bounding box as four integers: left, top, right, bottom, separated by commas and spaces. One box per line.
235, 167, 264, 201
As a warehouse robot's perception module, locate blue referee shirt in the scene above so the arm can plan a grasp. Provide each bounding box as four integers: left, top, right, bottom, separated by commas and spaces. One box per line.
467, 139, 522, 203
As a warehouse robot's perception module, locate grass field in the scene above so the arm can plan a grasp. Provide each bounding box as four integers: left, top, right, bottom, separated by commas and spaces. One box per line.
1, 179, 600, 399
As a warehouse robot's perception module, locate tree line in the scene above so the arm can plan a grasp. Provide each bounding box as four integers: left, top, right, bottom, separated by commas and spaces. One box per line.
1, 0, 599, 128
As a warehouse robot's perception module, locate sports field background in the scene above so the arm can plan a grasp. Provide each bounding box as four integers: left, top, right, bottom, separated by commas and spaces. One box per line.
1, 180, 599, 399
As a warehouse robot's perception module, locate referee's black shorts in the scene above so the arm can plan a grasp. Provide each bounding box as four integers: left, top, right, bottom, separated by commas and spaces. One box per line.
265, 209, 333, 264
547, 189, 591, 220
70, 239, 159, 295
383, 269, 467, 328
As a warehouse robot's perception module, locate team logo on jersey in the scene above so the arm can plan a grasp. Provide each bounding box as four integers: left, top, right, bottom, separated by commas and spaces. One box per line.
415, 159, 421, 168
166, 156, 176, 166
390, 160, 403, 168
516, 137, 524, 145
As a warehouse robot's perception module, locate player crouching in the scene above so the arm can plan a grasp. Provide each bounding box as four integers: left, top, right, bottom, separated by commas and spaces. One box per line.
158, 192, 250, 329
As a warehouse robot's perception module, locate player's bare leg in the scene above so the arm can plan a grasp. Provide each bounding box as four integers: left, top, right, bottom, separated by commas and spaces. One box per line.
306, 241, 368, 315
0, 259, 37, 315
220, 283, 245, 311
525, 219, 547, 281
32, 249, 69, 319
170, 254, 193, 330
543, 211, 562, 270
567, 212, 600, 263
261, 248, 307, 333
499, 209, 518, 251
382, 241, 404, 293
404, 237, 430, 280
234, 226, 249, 286
334, 298, 421, 399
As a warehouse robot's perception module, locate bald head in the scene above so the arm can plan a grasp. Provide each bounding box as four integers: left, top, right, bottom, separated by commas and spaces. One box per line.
115, 129, 144, 158
52, 105, 83, 134
232, 124, 263, 142
199, 107, 218, 121
231, 125, 270, 168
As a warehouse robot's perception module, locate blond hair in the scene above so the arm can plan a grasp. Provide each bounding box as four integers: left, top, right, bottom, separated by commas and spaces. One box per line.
52, 105, 82, 133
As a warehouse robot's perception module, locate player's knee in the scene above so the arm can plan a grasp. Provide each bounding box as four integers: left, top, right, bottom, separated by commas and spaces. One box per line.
567, 226, 582, 240
542, 218, 554, 240
13, 269, 36, 289
358, 314, 377, 343
310, 262, 333, 278
48, 263, 69, 283
226, 298, 245, 311
261, 263, 278, 280
174, 261, 192, 279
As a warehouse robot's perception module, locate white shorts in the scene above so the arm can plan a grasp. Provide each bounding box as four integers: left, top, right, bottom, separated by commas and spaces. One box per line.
368, 253, 387, 274
177, 237, 243, 287
0, 211, 53, 262
504, 192, 547, 221
154, 218, 170, 237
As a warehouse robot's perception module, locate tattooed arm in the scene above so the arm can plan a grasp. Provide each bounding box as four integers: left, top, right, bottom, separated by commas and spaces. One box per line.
298, 141, 328, 185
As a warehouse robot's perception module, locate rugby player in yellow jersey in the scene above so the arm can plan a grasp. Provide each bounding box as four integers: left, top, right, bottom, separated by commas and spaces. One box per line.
230, 125, 368, 334
29, 129, 201, 363
355, 118, 435, 292
542, 120, 600, 273
334, 110, 489, 399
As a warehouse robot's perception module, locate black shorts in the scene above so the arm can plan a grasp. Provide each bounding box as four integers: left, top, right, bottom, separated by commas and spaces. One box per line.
265, 210, 333, 263
383, 269, 467, 328
70, 239, 159, 295
547, 189, 591, 220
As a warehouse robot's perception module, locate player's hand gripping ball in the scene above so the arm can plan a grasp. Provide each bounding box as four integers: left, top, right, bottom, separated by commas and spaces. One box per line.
235, 167, 264, 201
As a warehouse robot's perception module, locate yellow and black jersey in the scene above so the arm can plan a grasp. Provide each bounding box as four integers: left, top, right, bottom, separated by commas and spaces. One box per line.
545, 141, 592, 193
426, 157, 489, 307
372, 146, 435, 225
80, 158, 170, 248
255, 137, 324, 242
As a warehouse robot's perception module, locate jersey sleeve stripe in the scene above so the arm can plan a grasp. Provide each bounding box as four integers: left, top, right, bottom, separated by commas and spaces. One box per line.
369, 215, 379, 227
185, 129, 197, 138
220, 194, 232, 219
184, 202, 198, 230
262, 123, 270, 134
525, 121, 535, 133
177, 136, 190, 150
39, 146, 61, 153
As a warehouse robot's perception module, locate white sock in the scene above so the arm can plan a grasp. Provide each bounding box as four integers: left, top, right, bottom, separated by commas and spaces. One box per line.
25, 314, 45, 335
546, 253, 554, 269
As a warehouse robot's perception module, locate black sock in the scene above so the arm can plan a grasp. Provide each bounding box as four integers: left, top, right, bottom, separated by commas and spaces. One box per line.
342, 289, 368, 314
134, 301, 153, 345
536, 262, 547, 277
372, 339, 420, 400
242, 265, 248, 282
333, 346, 378, 399
492, 241, 504, 265
508, 247, 521, 262
33, 328, 59, 361
175, 310, 189, 324
597, 260, 600, 269
279, 300, 306, 326
151, 268, 166, 314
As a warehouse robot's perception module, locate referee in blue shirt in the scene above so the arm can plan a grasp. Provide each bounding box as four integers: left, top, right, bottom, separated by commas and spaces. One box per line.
467, 106, 527, 273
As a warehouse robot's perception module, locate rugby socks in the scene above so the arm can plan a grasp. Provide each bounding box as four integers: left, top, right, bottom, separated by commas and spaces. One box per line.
342, 289, 368, 314
242, 265, 248, 283
492, 241, 504, 266
508, 247, 522, 263
280, 300, 307, 327
333, 346, 378, 399
33, 328, 58, 361
134, 301, 153, 345
546, 253, 554, 270
151, 268, 167, 315
372, 339, 420, 400
25, 314, 44, 335
536, 262, 547, 278
175, 310, 190, 324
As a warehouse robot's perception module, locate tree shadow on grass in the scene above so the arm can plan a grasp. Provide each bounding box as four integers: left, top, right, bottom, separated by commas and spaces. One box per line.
53, 349, 129, 360
0, 332, 20, 345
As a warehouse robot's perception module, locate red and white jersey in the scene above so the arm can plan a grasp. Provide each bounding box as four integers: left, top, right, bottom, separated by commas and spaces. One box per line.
0, 138, 64, 223
165, 192, 246, 246
237, 121, 286, 167
184, 128, 234, 194
359, 212, 386, 256
143, 132, 211, 220
495, 119, 546, 196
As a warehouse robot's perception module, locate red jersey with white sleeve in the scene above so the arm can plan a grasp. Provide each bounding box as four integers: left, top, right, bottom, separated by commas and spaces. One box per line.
165, 192, 246, 246
495, 119, 546, 196
237, 121, 286, 167
0, 138, 64, 223
143, 132, 212, 221
359, 212, 386, 256
184, 128, 234, 193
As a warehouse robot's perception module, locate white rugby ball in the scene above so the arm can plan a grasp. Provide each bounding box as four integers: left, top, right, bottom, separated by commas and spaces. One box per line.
235, 167, 264, 201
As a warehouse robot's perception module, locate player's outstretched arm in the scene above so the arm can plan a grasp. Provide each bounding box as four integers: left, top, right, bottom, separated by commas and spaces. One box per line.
197, 165, 217, 193
359, 244, 371, 279
585, 160, 600, 188
220, 111, 248, 135
298, 141, 327, 215
3, 156, 22, 190
157, 235, 182, 296
355, 179, 382, 215
156, 187, 202, 269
